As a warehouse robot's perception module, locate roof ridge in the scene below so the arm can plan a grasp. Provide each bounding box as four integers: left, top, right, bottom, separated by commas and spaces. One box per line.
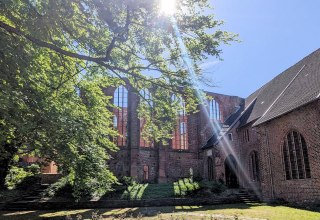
253, 64, 306, 126
212, 97, 258, 145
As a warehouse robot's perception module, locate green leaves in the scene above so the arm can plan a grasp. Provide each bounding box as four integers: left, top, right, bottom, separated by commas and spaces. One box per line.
0, 0, 237, 197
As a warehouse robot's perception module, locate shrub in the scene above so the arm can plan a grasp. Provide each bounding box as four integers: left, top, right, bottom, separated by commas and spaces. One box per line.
5, 164, 42, 190
174, 178, 201, 197
193, 175, 203, 182
16, 175, 41, 190
5, 166, 32, 189
42, 177, 73, 198
199, 181, 227, 194
120, 176, 136, 187
210, 181, 227, 193
26, 164, 40, 175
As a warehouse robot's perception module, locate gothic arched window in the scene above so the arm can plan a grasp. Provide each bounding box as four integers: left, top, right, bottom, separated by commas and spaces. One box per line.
248, 151, 259, 181
113, 85, 128, 147
209, 99, 221, 121
208, 157, 214, 181
113, 115, 118, 129
172, 95, 188, 150
283, 131, 311, 180
139, 89, 153, 147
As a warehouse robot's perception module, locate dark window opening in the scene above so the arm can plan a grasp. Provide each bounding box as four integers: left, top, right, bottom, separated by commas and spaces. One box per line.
249, 151, 259, 181
208, 157, 214, 181
228, 133, 233, 141
283, 131, 311, 180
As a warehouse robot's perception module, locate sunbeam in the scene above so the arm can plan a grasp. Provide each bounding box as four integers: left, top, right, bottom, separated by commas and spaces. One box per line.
167, 14, 261, 197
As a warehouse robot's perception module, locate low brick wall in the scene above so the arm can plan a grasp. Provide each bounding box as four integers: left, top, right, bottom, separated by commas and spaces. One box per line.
40, 174, 62, 184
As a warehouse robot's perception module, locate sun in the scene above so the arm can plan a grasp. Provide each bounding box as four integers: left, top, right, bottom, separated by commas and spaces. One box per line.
159, 0, 176, 16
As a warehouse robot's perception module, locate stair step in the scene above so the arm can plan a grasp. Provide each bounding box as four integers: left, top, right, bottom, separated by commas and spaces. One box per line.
20, 196, 41, 201
236, 190, 261, 203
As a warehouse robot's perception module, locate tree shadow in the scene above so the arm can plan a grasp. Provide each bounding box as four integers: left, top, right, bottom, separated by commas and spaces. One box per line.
97, 203, 262, 219
2, 203, 320, 219
0, 209, 94, 220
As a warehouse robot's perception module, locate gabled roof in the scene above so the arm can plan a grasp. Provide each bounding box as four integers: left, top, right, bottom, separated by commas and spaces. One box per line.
241, 48, 320, 127
202, 48, 320, 149
254, 49, 320, 126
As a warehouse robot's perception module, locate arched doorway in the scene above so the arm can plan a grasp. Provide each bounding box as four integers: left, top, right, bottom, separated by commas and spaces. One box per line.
249, 151, 260, 182
225, 155, 239, 188
207, 157, 214, 181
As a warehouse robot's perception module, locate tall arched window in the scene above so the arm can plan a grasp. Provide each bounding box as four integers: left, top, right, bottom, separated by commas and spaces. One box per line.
139, 89, 153, 147
208, 157, 214, 181
283, 131, 311, 180
209, 99, 221, 121
113, 85, 128, 147
248, 151, 259, 181
113, 115, 118, 129
172, 95, 188, 150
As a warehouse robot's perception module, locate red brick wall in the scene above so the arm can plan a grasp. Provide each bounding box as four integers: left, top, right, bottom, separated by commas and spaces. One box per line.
257, 100, 320, 202
199, 93, 244, 147
207, 123, 242, 185
104, 83, 244, 183
236, 123, 262, 195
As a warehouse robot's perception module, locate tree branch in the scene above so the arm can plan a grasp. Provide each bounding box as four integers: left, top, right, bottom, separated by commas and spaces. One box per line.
0, 21, 108, 63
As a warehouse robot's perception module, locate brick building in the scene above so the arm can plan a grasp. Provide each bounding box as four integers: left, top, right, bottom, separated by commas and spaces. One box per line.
203, 48, 320, 202
27, 48, 319, 203
102, 84, 243, 183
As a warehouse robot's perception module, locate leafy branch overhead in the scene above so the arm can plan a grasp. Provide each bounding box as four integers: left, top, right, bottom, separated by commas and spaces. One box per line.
0, 0, 236, 86
0, 0, 237, 198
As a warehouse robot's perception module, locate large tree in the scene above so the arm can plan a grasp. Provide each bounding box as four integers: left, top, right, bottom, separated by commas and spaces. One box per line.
0, 0, 236, 197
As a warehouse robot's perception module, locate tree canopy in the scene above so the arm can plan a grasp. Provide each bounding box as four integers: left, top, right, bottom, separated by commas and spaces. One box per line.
0, 0, 237, 198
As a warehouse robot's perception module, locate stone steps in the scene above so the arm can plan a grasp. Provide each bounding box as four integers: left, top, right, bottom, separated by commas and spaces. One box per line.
236, 191, 260, 203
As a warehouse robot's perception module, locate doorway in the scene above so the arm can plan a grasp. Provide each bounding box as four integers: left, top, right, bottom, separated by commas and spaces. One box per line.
225, 155, 239, 188
207, 157, 214, 181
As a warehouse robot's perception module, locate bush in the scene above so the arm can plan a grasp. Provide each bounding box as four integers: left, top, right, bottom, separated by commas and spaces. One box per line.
199, 181, 227, 194
211, 181, 227, 193
120, 176, 136, 187
193, 175, 203, 182
5, 166, 32, 189
26, 164, 40, 175
5, 164, 42, 190
16, 175, 41, 190
174, 178, 201, 197
42, 177, 73, 198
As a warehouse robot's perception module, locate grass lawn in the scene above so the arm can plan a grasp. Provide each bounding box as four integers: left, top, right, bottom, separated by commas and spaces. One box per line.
1, 203, 320, 220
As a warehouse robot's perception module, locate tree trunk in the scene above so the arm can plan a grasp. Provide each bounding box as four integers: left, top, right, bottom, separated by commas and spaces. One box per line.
0, 143, 17, 189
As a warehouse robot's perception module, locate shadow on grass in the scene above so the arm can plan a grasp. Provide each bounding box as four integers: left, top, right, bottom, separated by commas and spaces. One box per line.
105, 203, 261, 218
99, 183, 175, 200
0, 203, 261, 220
2, 202, 320, 220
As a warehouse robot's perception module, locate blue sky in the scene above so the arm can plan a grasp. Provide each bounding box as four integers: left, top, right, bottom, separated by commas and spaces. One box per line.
201, 0, 320, 98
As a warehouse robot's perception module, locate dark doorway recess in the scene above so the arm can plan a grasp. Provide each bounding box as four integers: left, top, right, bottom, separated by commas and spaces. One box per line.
208, 157, 214, 181
225, 155, 239, 188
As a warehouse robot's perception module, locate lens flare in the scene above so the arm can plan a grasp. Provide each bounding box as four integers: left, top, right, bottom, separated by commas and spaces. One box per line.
169, 16, 261, 198
159, 0, 176, 16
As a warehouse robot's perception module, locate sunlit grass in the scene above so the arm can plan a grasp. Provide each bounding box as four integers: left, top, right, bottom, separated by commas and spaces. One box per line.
2, 203, 320, 220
